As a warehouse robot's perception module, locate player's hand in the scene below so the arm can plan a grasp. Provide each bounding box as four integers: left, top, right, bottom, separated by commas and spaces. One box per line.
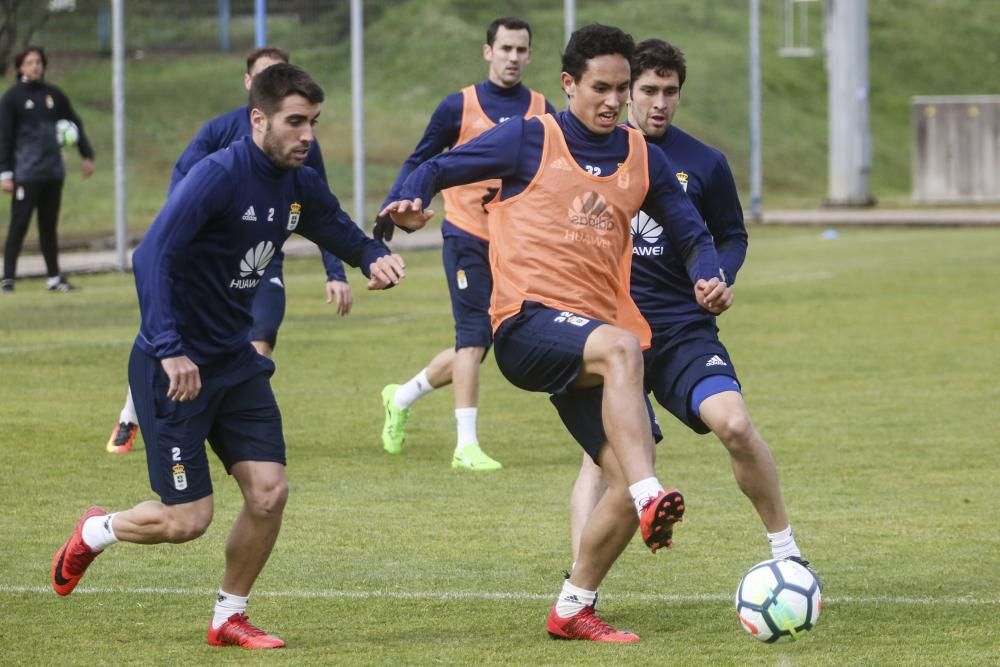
480, 186, 499, 211
694, 277, 732, 314
81, 158, 95, 179
325, 279, 353, 316
161, 355, 202, 402
372, 214, 395, 242
379, 199, 435, 231
367, 253, 406, 290
0, 179, 12, 193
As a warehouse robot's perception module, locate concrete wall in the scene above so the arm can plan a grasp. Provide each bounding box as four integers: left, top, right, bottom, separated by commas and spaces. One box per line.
912, 96, 1000, 203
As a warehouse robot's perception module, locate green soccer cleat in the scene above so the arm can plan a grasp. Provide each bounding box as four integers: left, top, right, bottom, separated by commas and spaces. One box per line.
452, 442, 502, 471
380, 384, 410, 454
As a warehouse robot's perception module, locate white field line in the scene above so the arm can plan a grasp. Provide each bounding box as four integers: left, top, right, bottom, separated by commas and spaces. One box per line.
1, 584, 997, 605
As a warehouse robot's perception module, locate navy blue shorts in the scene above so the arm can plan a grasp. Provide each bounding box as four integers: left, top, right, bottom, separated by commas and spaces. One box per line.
496, 302, 658, 463
645, 321, 741, 434
128, 344, 285, 505
494, 302, 605, 394
551, 388, 663, 464
442, 235, 493, 350
250, 251, 286, 347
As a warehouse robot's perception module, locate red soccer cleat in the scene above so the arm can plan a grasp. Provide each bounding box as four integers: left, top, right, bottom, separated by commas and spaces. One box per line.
207, 613, 285, 649
546, 606, 640, 643
51, 506, 106, 596
639, 488, 685, 553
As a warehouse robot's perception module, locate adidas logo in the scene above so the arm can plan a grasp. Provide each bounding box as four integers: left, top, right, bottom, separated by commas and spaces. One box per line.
550, 157, 572, 171
242, 205, 257, 222
705, 355, 727, 367
568, 191, 615, 231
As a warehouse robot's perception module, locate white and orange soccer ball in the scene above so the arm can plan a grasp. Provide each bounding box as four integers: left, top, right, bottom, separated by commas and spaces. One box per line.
735, 558, 822, 642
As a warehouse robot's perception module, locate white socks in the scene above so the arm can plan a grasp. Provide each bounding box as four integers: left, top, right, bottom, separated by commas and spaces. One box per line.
767, 525, 802, 559
213, 590, 249, 628
81, 513, 119, 552
395, 369, 434, 409
455, 408, 478, 451
120, 388, 137, 425
628, 477, 665, 517
555, 580, 597, 618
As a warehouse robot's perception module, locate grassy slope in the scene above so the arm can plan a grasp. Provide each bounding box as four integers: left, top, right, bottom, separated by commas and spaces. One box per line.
37, 0, 1000, 240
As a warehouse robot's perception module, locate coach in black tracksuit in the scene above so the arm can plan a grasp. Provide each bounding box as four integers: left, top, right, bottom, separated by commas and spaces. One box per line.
0, 46, 94, 292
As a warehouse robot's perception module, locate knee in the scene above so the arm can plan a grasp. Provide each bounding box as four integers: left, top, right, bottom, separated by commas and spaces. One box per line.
244, 478, 289, 519
165, 505, 213, 542
602, 332, 644, 376
713, 410, 759, 454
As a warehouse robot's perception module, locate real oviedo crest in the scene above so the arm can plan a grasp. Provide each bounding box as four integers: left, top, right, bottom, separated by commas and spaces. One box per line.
287, 202, 302, 231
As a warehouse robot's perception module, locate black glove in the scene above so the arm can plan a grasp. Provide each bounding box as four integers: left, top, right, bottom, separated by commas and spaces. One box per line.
481, 186, 500, 211
372, 214, 395, 243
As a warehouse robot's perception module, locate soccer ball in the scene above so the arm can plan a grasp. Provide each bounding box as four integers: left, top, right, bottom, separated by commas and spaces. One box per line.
55, 119, 79, 148
735, 558, 821, 642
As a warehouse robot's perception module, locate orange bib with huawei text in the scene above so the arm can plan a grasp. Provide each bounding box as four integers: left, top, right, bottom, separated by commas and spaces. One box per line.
486, 114, 652, 347
440, 85, 547, 240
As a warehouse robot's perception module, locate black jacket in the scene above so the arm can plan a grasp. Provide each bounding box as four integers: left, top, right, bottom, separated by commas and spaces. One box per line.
0, 78, 94, 183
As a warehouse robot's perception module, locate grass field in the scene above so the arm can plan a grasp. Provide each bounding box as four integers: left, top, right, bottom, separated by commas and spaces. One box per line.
1, 225, 998, 664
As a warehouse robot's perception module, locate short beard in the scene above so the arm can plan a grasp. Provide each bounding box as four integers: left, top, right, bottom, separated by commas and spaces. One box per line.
262, 121, 302, 170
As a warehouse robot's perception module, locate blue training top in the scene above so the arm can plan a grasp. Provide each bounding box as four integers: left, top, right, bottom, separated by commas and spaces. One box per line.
630, 124, 748, 333
134, 136, 387, 364
171, 105, 347, 281
385, 80, 556, 241
397, 109, 722, 286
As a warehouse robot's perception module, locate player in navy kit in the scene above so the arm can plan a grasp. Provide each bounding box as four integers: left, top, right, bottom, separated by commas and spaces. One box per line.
376, 17, 556, 471
567, 38, 817, 576
106, 47, 352, 454
50, 64, 406, 650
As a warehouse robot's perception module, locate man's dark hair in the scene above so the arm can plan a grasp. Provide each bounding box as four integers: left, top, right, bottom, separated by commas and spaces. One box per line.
14, 46, 47, 78
249, 63, 325, 115
246, 46, 290, 73
486, 16, 532, 46
561, 24, 635, 82
631, 39, 687, 89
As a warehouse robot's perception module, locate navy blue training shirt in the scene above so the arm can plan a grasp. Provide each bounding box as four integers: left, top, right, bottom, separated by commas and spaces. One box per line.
133, 137, 387, 364
397, 110, 721, 285
630, 124, 748, 332
385, 80, 556, 241
171, 104, 347, 282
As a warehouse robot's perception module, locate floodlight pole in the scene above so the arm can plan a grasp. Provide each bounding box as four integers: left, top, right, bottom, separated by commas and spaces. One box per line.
748, 0, 762, 221
255, 0, 266, 48
350, 0, 365, 225
112, 0, 127, 270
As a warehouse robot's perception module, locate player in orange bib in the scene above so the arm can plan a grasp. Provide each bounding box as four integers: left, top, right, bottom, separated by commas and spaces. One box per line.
381, 24, 728, 643
375, 17, 555, 471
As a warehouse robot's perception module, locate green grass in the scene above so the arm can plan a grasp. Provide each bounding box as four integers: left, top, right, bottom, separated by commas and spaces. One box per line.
30, 0, 1000, 243
1, 227, 998, 664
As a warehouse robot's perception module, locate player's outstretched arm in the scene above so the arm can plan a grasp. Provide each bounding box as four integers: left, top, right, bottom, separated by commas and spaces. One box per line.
380, 199, 435, 231
367, 254, 406, 290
